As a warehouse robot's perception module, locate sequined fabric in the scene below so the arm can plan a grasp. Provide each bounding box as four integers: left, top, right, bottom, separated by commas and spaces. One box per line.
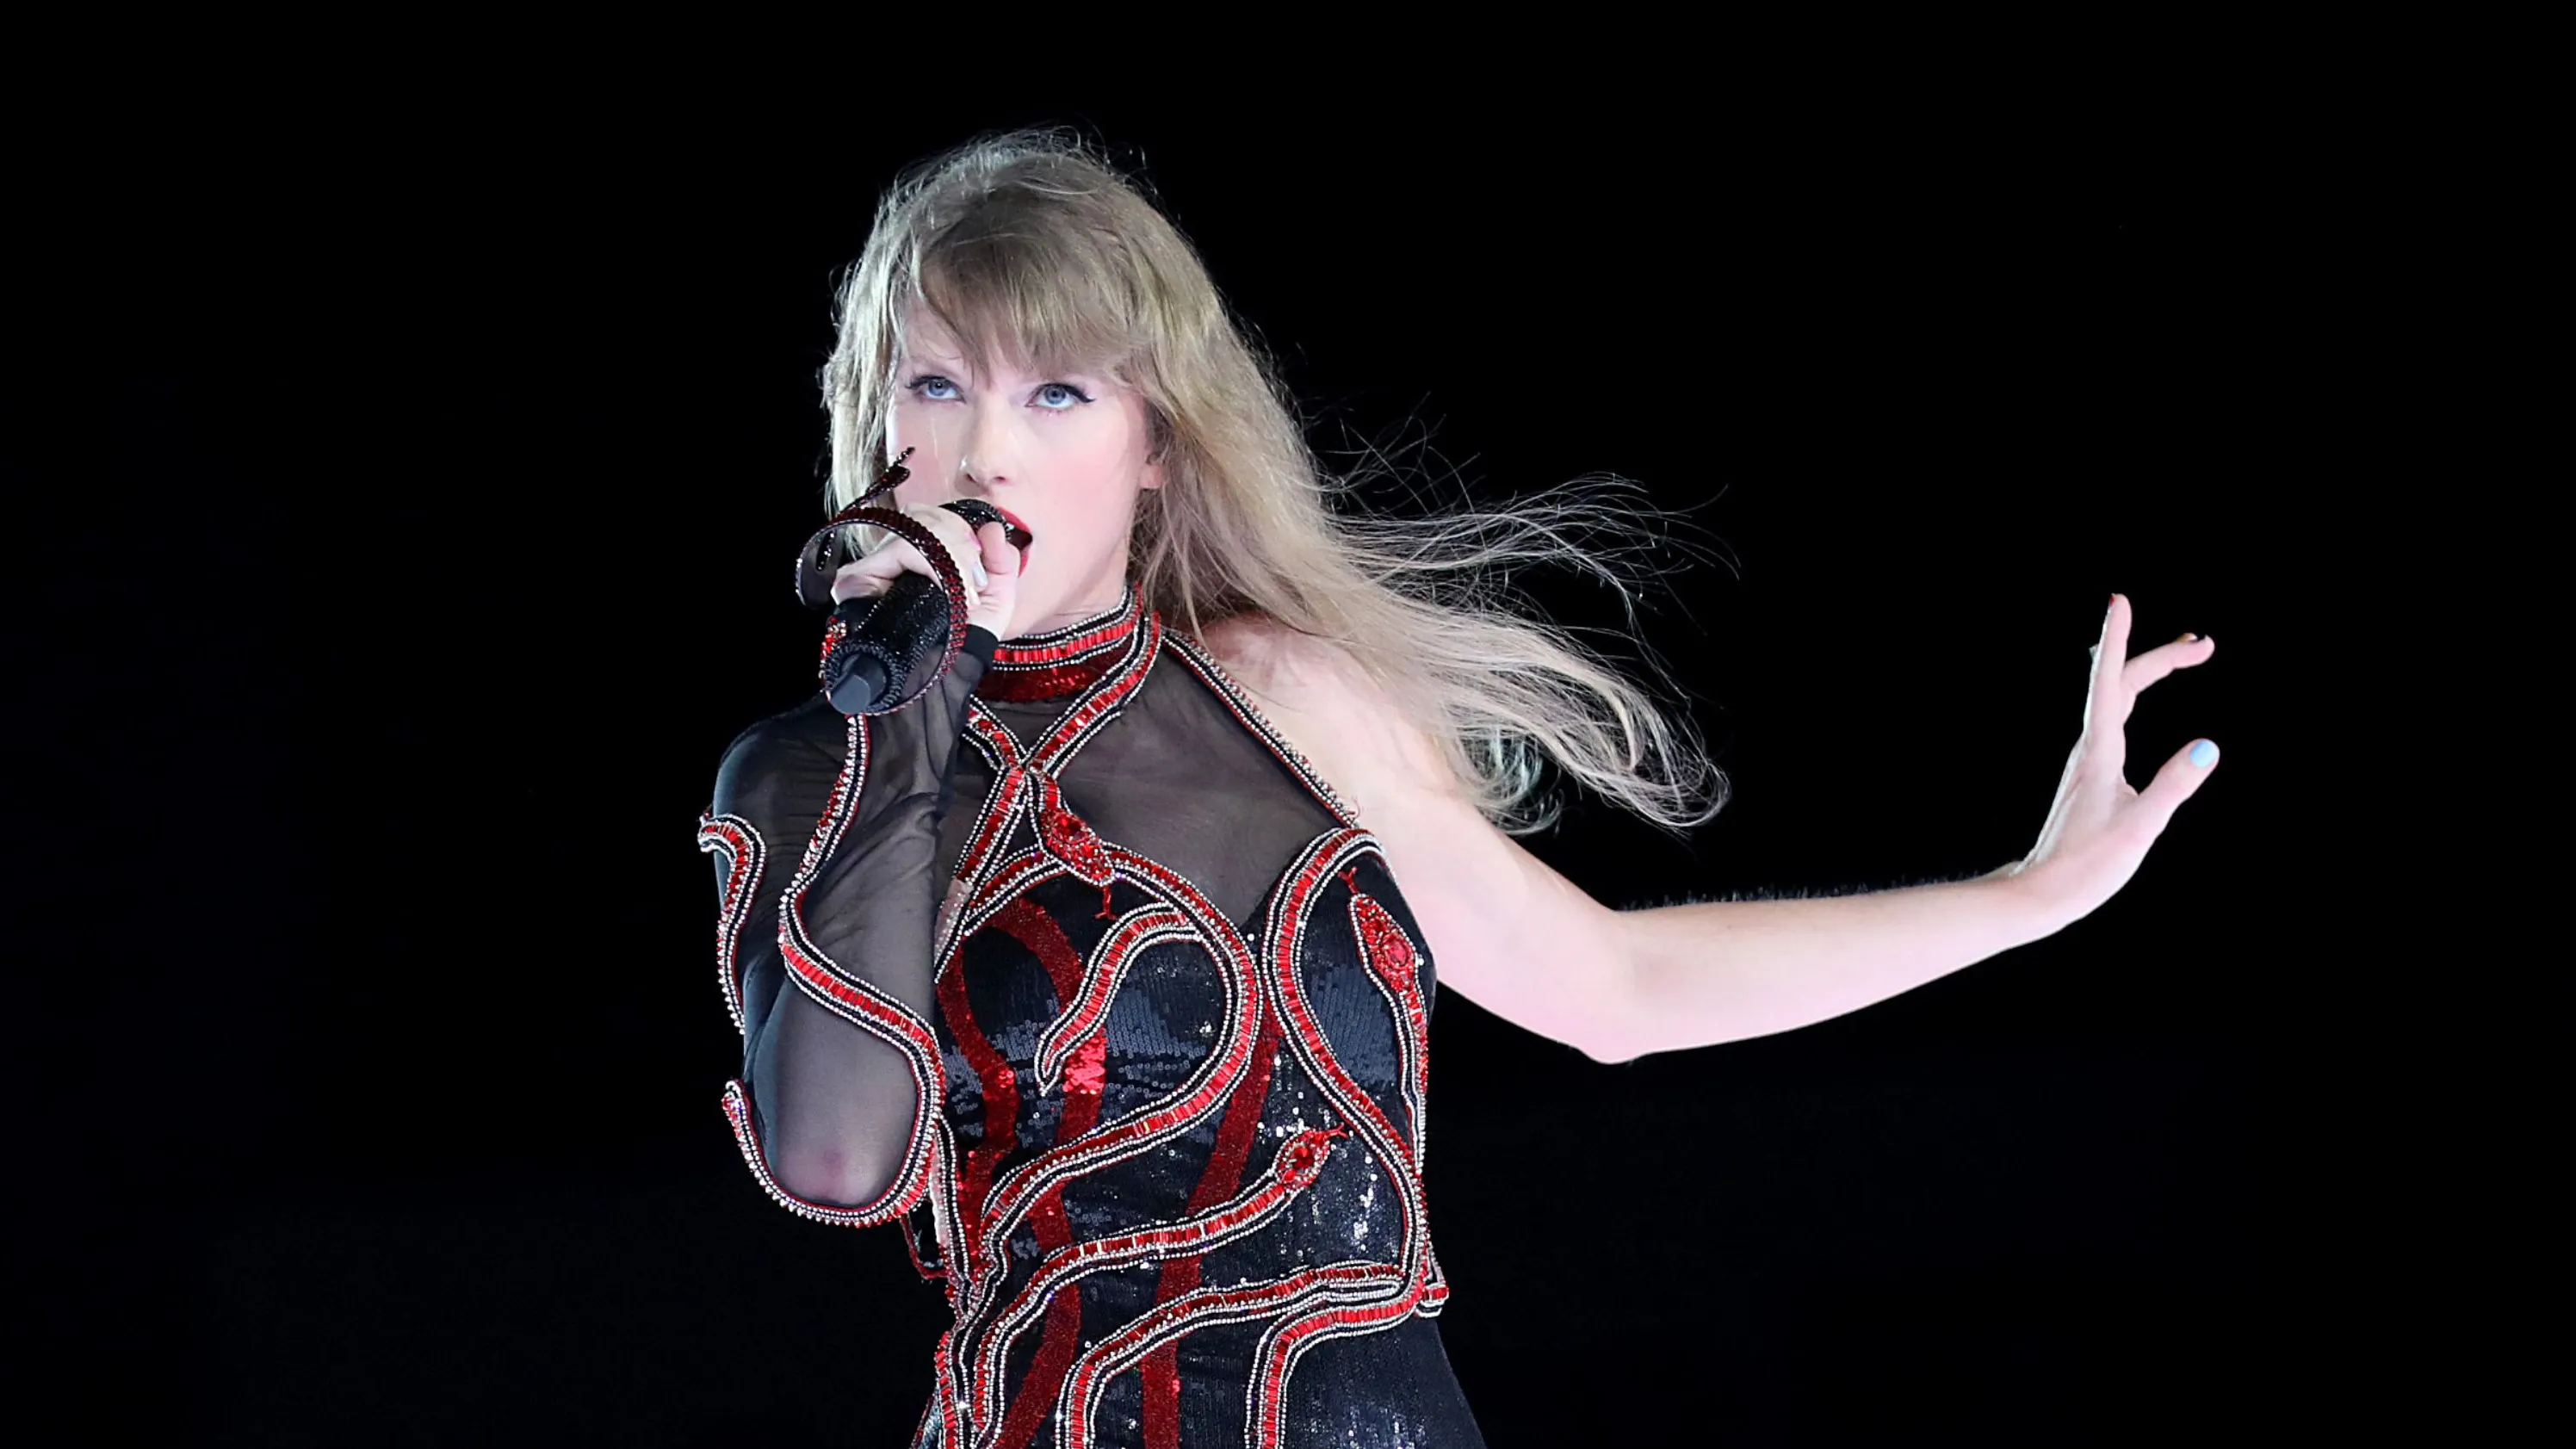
702, 580, 1485, 1449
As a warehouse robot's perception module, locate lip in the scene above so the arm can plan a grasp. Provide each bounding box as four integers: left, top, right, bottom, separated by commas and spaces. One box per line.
991, 505, 1034, 543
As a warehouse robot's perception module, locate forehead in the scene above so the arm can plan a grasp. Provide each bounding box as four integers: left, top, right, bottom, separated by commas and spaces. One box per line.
892, 313, 983, 365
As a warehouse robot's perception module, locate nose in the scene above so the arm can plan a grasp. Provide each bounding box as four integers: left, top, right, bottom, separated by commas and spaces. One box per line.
956, 394, 1020, 492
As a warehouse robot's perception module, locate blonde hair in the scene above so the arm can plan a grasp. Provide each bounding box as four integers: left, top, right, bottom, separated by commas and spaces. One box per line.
820, 129, 1728, 838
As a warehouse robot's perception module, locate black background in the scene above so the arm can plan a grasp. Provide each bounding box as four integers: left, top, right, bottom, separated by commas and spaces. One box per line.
12, 77, 2310, 1446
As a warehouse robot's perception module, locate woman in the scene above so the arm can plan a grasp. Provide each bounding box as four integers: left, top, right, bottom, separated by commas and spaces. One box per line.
698, 131, 2216, 1449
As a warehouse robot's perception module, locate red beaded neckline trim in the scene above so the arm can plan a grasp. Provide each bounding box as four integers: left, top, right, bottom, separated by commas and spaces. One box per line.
978, 579, 1147, 702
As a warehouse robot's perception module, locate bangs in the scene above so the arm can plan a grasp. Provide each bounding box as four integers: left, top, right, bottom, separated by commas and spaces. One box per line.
902, 202, 1146, 382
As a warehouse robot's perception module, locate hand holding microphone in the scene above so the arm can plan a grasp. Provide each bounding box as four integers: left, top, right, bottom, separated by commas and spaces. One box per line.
829, 504, 1023, 640
793, 449, 1035, 715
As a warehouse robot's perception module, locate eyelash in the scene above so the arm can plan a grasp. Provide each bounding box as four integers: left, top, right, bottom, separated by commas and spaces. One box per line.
904, 375, 1094, 410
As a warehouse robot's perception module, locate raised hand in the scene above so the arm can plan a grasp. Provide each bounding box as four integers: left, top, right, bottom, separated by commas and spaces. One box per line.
2007, 593, 2219, 931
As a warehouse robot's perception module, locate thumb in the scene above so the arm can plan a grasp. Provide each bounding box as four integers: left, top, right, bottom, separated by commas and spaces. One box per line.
2135, 737, 2219, 830
981, 520, 1023, 590
966, 522, 1021, 633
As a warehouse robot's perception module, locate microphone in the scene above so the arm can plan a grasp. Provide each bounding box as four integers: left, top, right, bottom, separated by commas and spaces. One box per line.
796, 452, 1031, 715
822, 565, 954, 715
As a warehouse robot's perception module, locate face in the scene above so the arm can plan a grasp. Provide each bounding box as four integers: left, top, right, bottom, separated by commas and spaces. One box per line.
885, 307, 1163, 640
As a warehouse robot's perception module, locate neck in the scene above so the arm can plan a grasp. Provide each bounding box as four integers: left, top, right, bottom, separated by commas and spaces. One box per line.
1006, 543, 1134, 640
981, 576, 1148, 703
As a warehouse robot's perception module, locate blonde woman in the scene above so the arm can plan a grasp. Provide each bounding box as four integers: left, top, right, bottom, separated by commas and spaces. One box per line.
697, 129, 2217, 1449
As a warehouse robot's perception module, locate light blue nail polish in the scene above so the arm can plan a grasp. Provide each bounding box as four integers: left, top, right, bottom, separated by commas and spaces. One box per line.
2189, 740, 2218, 769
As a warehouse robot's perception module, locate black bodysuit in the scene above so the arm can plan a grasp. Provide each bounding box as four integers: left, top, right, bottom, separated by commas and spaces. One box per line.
698, 579, 1486, 1448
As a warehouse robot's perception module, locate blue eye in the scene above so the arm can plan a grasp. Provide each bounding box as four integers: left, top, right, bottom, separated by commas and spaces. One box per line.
1034, 382, 1093, 410
906, 375, 960, 401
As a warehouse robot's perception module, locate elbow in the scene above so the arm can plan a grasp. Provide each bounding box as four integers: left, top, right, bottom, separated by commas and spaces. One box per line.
771, 1139, 906, 1211
1566, 989, 1648, 1062
759, 1095, 914, 1211
1581, 1025, 1648, 1067
1577, 962, 1650, 1067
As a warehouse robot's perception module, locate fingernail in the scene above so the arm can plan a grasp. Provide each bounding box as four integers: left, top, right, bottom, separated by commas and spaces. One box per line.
2189, 740, 2218, 769
970, 560, 989, 586
2174, 632, 2198, 644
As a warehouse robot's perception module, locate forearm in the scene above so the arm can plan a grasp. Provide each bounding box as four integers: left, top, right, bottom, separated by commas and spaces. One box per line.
1607, 865, 2061, 1060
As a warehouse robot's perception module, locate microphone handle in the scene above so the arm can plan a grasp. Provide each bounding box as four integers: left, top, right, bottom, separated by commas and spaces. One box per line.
823, 568, 952, 715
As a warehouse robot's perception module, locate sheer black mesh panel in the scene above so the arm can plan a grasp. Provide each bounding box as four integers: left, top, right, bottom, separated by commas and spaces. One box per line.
707, 628, 996, 1210
944, 648, 1345, 938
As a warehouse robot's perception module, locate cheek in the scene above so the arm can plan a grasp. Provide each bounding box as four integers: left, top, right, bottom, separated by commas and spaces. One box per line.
1062, 416, 1150, 502
1056, 454, 1141, 551
884, 401, 956, 467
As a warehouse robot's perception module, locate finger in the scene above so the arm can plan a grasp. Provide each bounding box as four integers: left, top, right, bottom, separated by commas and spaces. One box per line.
830, 525, 941, 603
2121, 634, 2215, 696
2134, 736, 2220, 829
2084, 595, 2127, 727
830, 552, 909, 604
913, 505, 993, 586
977, 519, 1021, 577
2083, 593, 2132, 764
956, 523, 1000, 591
927, 519, 985, 585
871, 508, 973, 584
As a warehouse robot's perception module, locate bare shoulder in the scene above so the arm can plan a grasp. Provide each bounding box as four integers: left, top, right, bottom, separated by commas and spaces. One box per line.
1193, 612, 1450, 802
1195, 612, 1344, 705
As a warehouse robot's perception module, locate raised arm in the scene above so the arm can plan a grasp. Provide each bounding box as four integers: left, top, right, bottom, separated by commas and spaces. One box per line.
1233, 597, 2218, 1064
697, 625, 995, 1223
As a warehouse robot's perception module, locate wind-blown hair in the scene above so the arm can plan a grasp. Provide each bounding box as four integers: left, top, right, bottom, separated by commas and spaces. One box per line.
821, 129, 1728, 838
